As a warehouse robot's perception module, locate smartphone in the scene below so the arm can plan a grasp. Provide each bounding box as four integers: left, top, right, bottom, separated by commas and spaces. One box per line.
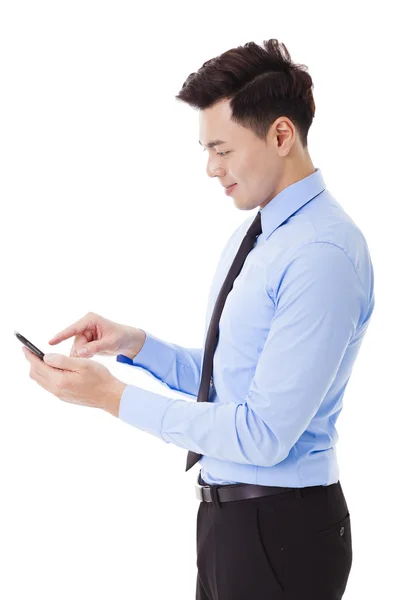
14, 331, 45, 360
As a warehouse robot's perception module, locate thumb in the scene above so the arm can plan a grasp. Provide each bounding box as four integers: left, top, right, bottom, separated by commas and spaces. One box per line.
76, 344, 97, 357
44, 353, 84, 371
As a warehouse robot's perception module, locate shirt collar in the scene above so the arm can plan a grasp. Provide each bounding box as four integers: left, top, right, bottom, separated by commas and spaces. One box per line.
259, 167, 326, 240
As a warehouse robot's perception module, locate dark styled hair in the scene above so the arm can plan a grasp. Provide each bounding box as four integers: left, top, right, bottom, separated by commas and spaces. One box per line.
175, 39, 315, 148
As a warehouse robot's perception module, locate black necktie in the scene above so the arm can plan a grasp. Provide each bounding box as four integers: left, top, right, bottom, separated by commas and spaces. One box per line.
185, 210, 263, 472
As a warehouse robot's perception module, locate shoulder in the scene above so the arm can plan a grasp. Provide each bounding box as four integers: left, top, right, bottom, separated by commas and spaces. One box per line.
266, 191, 373, 303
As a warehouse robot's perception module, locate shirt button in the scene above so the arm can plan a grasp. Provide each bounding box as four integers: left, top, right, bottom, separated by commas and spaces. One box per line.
210, 377, 213, 386
339, 526, 344, 536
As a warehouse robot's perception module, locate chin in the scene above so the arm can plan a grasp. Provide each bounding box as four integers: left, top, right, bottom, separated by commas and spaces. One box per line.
233, 199, 252, 211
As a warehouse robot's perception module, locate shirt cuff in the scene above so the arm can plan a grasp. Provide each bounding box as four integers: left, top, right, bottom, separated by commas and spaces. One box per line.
116, 331, 165, 371
118, 383, 176, 442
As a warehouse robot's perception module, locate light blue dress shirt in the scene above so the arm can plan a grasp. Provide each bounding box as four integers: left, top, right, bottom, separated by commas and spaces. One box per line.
116, 168, 375, 487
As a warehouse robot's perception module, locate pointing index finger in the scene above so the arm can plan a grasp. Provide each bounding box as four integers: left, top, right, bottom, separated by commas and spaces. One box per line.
48, 323, 79, 344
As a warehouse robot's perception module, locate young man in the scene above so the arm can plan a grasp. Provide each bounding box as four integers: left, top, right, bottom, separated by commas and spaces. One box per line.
118, 38, 375, 598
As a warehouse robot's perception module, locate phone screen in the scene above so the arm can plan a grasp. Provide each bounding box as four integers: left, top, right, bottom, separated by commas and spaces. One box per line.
14, 331, 45, 360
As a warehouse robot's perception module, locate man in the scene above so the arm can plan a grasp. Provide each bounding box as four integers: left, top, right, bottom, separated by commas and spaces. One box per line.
24, 39, 375, 599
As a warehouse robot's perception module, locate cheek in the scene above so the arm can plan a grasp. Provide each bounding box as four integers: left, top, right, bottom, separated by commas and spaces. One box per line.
232, 162, 249, 186
236, 151, 257, 180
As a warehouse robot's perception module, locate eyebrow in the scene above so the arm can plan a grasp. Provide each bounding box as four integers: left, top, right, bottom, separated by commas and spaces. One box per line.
198, 139, 227, 149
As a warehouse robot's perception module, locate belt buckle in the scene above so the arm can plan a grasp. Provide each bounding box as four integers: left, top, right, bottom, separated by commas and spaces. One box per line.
195, 472, 209, 502
195, 481, 206, 501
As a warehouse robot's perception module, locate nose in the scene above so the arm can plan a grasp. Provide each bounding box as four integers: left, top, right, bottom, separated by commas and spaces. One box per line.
206, 156, 225, 179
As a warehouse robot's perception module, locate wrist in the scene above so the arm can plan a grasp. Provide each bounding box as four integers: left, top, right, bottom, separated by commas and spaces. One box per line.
123, 329, 146, 359
103, 380, 127, 417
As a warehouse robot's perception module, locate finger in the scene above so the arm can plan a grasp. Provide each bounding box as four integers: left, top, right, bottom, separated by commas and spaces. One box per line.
72, 336, 100, 357
48, 321, 85, 345
76, 343, 98, 356
25, 351, 64, 383
22, 346, 41, 362
70, 334, 87, 356
43, 353, 85, 372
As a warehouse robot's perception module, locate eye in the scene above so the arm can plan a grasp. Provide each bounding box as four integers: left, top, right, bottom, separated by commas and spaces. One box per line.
201, 148, 230, 157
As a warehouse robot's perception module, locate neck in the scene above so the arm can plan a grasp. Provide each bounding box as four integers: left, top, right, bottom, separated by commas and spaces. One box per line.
259, 153, 316, 210
279, 149, 316, 194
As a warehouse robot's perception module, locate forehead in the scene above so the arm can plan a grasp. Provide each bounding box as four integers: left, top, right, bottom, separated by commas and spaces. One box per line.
198, 99, 239, 146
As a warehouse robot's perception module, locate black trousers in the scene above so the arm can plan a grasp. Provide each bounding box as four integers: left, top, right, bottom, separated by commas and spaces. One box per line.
196, 476, 352, 599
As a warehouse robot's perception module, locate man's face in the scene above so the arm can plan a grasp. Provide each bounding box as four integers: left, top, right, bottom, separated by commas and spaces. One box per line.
199, 97, 291, 211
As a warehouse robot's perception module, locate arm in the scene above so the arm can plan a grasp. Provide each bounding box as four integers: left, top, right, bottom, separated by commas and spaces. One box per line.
117, 242, 369, 466
116, 332, 203, 397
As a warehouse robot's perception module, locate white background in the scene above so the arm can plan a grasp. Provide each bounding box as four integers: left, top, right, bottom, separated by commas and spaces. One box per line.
1, 1, 398, 598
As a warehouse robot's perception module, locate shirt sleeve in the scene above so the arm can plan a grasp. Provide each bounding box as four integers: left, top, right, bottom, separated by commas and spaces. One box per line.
116, 331, 203, 396
118, 242, 367, 467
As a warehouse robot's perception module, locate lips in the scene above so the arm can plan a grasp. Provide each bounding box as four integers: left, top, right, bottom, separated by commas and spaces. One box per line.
224, 183, 237, 195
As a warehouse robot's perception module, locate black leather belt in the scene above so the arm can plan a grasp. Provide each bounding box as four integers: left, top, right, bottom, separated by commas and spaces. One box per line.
195, 471, 303, 503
